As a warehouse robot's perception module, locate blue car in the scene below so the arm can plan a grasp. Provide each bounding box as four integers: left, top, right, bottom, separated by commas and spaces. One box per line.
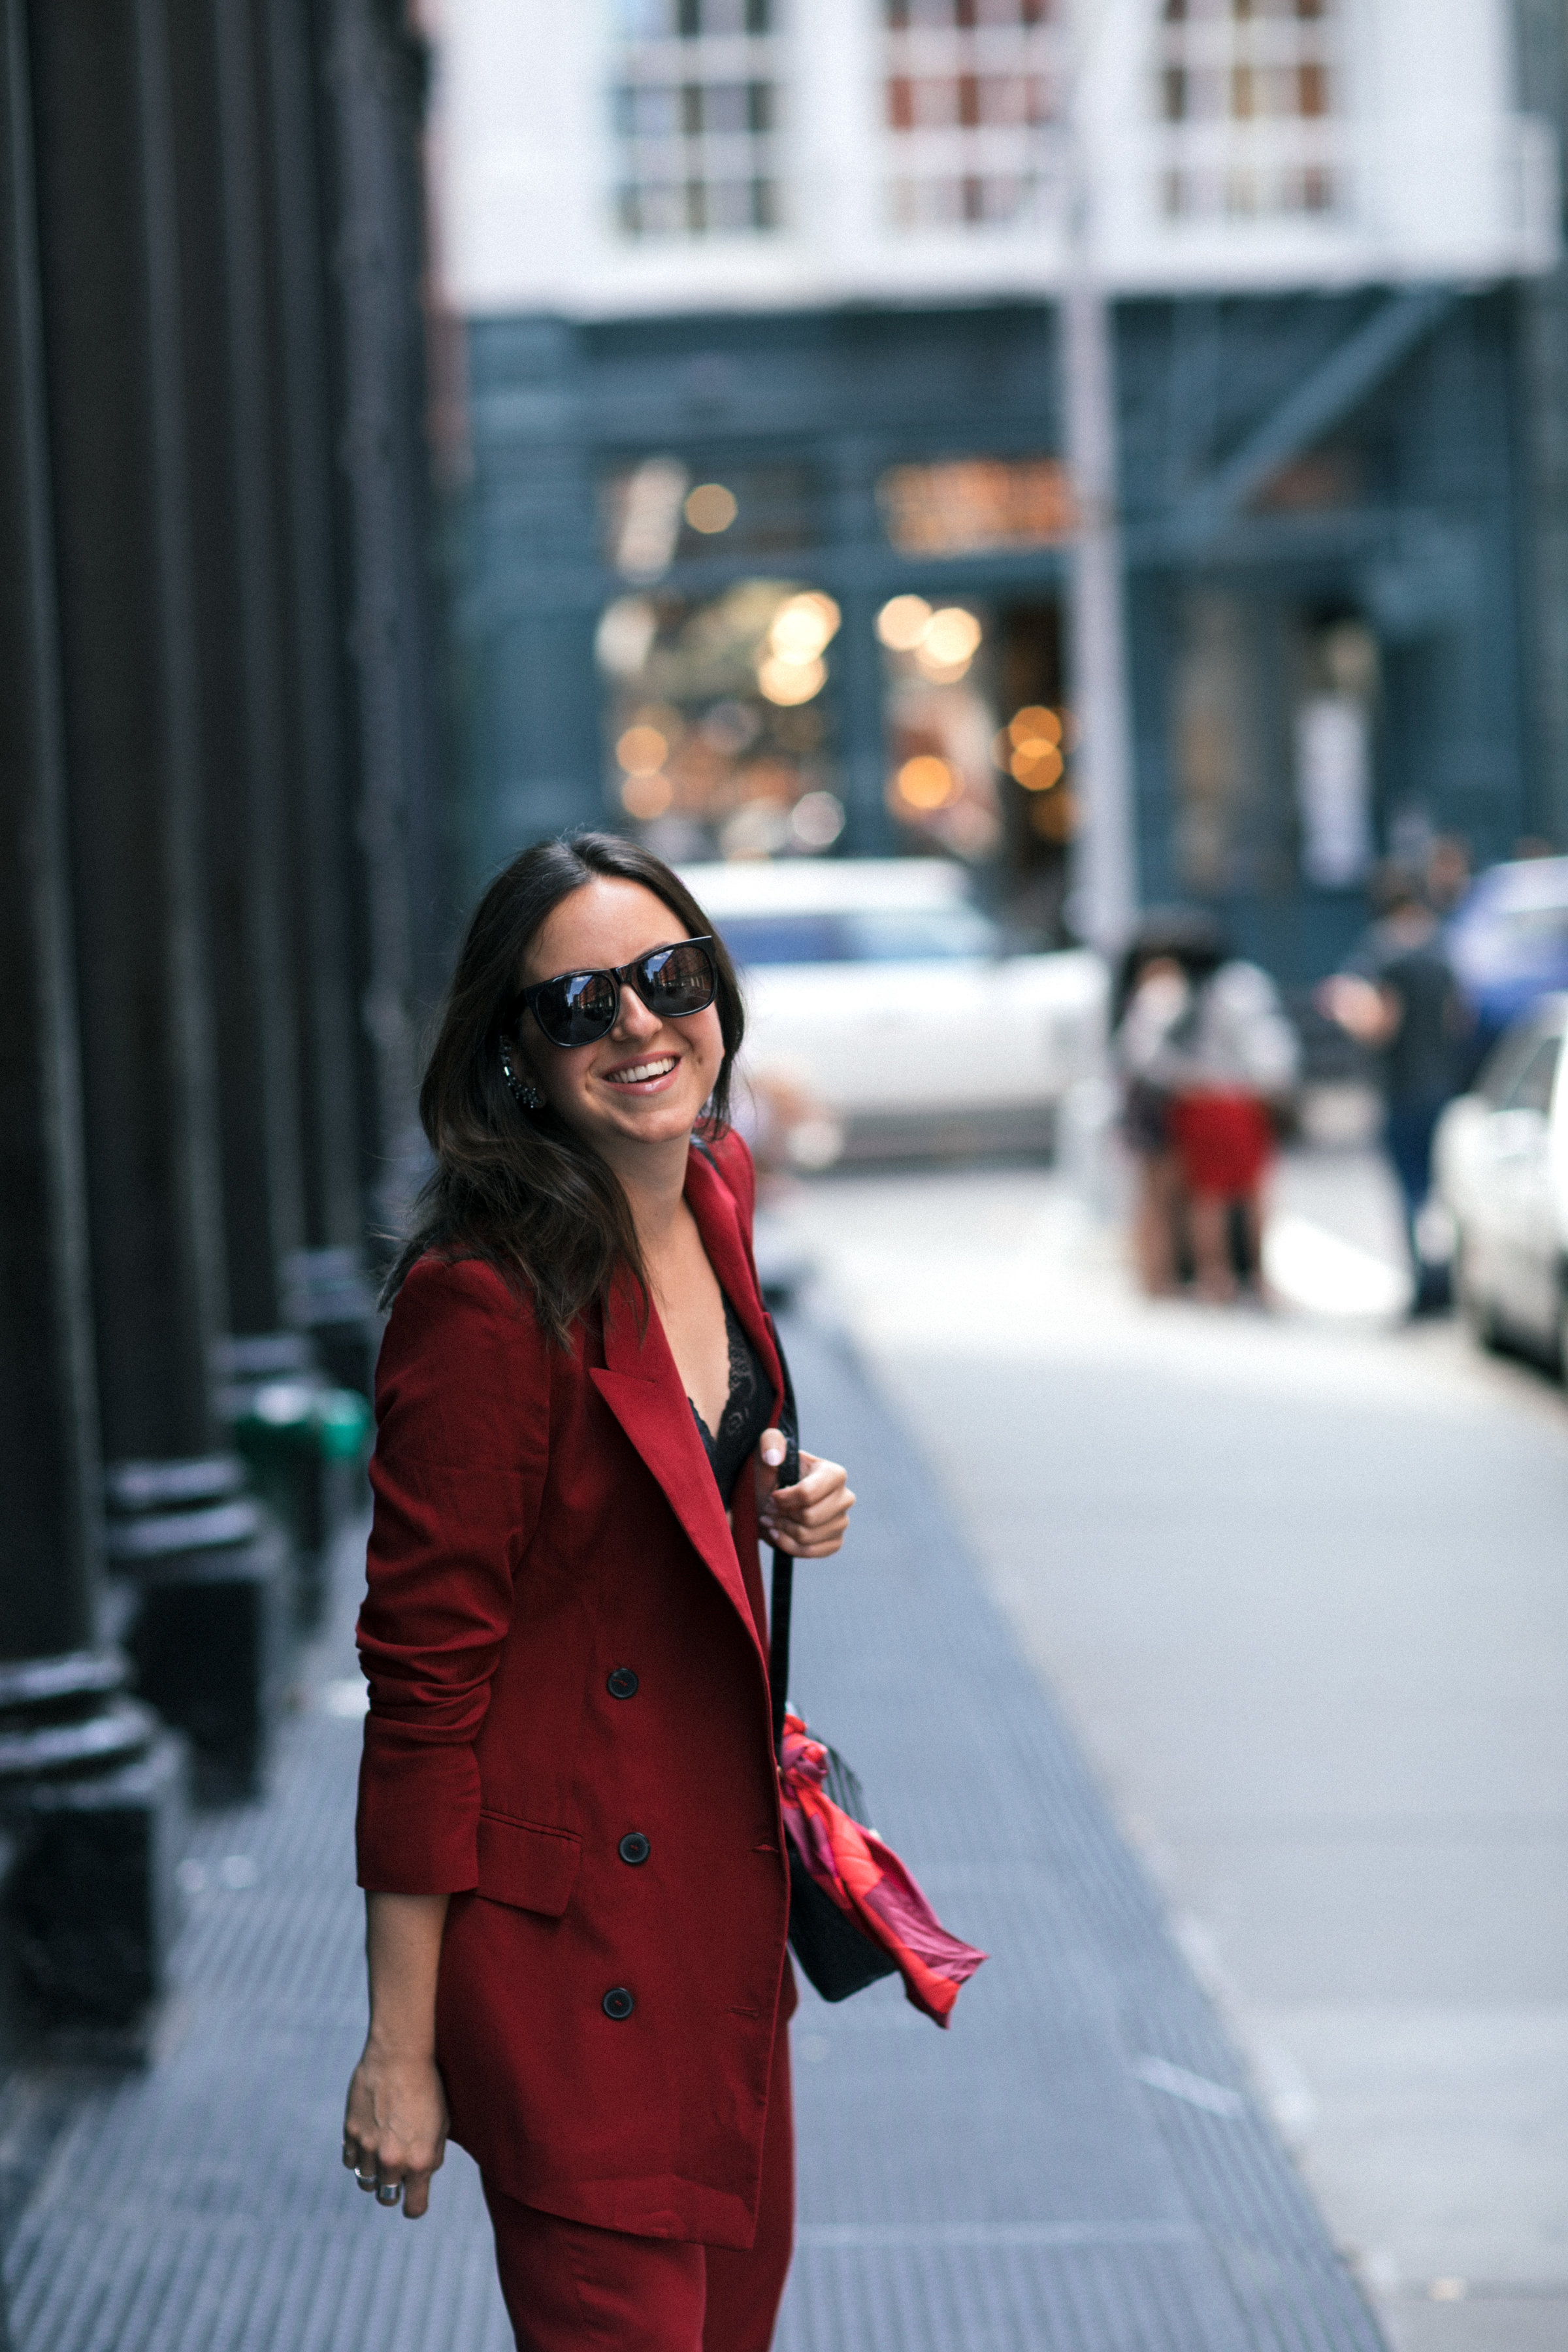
1446, 856, 1568, 1050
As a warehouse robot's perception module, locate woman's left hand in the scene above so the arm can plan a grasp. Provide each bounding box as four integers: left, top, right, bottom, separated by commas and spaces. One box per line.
757, 1433, 855, 1558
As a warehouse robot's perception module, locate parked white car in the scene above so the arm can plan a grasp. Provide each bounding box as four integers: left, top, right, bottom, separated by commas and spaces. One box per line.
680, 858, 1107, 1159
1435, 994, 1568, 1364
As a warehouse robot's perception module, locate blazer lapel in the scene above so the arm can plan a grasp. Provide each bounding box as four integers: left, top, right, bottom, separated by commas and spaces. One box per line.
589, 1261, 765, 1661
683, 1147, 785, 1424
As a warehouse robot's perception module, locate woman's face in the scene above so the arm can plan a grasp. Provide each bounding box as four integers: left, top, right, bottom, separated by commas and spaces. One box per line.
512, 878, 725, 1162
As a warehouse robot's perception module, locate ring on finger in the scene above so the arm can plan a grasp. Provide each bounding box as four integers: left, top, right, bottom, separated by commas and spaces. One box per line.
354, 2167, 376, 2188
376, 2181, 402, 2206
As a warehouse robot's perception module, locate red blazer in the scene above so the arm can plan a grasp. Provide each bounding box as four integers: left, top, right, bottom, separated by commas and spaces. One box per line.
355, 1130, 795, 2248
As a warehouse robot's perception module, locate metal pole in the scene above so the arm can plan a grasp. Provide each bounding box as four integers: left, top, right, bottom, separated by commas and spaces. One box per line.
1060, 10, 1138, 952
1062, 282, 1137, 947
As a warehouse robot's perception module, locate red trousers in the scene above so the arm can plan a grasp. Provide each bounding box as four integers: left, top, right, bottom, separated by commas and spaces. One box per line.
482, 2026, 794, 2351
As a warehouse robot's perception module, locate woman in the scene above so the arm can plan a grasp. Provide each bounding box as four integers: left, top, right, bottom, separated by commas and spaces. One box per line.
340, 834, 855, 2350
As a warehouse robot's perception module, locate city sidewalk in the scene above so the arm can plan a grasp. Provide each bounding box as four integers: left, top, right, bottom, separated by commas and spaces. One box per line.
1, 1294, 1384, 2351
772, 1151, 1568, 2352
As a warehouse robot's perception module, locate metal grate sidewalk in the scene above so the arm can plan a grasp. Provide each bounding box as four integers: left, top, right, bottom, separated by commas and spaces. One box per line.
3, 1311, 1387, 2352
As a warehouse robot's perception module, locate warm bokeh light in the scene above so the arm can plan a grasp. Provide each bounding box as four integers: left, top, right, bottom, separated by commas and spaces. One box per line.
893, 755, 960, 811
1030, 787, 1077, 841
620, 772, 674, 819
684, 482, 738, 533
769, 591, 841, 662
920, 608, 983, 666
616, 724, 669, 774
876, 593, 933, 651
1011, 742, 1064, 790
1009, 705, 1062, 747
758, 653, 826, 705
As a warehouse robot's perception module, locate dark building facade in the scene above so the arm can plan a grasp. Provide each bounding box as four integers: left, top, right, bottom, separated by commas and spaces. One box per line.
456, 282, 1537, 985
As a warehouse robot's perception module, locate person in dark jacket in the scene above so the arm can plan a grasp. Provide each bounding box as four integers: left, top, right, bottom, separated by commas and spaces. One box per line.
1318, 867, 1471, 1314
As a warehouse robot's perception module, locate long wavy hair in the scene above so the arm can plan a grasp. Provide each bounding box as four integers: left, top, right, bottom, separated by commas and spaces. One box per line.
384, 834, 744, 1344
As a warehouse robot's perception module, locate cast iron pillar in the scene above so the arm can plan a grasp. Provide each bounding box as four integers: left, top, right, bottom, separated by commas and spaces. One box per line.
0, 0, 185, 2060
29, 0, 283, 1801
264, 0, 367, 1272
319, 0, 446, 1241
167, 0, 307, 1347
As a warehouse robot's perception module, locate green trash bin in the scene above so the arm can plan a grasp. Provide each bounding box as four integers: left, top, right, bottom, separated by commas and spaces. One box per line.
233, 1380, 371, 1629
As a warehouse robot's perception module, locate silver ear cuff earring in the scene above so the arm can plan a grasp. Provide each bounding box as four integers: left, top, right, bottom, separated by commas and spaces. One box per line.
499, 1045, 544, 1112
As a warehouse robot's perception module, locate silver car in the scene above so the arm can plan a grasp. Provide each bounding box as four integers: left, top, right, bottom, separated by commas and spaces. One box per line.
1435, 994, 1568, 1364
682, 858, 1107, 1161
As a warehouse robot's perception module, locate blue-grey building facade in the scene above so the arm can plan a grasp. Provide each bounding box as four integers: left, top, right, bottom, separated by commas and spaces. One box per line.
453, 283, 1535, 983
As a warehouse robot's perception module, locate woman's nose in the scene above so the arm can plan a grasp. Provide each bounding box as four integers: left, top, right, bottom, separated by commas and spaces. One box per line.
612, 982, 661, 1039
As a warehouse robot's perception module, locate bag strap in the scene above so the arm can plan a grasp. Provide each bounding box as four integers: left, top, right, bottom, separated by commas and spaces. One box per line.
687, 1134, 798, 1759
766, 1321, 799, 1759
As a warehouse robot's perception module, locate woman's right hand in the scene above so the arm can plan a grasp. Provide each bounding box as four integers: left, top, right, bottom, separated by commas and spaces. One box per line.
342, 2041, 449, 2218
344, 1889, 452, 2217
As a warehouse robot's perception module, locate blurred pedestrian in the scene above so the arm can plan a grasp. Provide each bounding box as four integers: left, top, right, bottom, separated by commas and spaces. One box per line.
1317, 864, 1470, 1316
341, 834, 854, 2350
1111, 911, 1221, 1296
1119, 926, 1299, 1303
1425, 832, 1472, 917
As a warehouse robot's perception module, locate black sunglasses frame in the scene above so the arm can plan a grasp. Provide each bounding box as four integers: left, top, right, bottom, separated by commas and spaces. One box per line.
513, 936, 719, 1049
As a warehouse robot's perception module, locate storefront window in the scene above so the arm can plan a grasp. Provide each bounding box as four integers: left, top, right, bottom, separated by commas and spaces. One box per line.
601, 457, 822, 583
596, 579, 845, 859
879, 595, 1077, 877
877, 454, 1077, 555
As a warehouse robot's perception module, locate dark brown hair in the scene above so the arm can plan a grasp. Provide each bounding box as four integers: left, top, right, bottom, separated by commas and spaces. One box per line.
384, 833, 743, 1344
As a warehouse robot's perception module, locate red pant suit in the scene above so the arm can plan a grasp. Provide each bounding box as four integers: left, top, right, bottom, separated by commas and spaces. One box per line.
355, 1129, 797, 2257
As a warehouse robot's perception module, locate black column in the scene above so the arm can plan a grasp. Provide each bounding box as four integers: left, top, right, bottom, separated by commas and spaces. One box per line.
29, 0, 283, 1801
317, 0, 446, 1243
0, 0, 184, 2058
263, 0, 364, 1262
253, 0, 383, 1402
167, 0, 306, 1343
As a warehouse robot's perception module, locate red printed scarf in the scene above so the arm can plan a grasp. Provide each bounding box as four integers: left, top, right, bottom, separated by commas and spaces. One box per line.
778, 1711, 987, 2026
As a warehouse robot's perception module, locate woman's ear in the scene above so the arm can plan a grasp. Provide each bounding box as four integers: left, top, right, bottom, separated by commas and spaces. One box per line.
498, 1035, 545, 1113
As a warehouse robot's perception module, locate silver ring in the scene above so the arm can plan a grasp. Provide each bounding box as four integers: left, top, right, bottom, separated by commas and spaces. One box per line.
354, 2168, 376, 2187
376, 2181, 402, 2206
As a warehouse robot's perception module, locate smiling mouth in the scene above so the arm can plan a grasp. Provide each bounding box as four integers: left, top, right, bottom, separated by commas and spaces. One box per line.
604, 1056, 678, 1088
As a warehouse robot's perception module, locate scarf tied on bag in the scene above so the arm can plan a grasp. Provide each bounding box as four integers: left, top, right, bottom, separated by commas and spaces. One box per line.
777, 1710, 987, 2027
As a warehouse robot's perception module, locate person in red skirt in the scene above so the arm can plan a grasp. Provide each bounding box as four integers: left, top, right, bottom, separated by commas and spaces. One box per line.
1119, 935, 1299, 1301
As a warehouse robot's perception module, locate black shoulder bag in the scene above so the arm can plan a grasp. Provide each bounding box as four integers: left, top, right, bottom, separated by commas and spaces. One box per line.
767, 1334, 898, 2004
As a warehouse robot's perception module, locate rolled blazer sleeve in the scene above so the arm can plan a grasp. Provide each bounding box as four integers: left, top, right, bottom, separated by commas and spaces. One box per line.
355, 1254, 549, 1894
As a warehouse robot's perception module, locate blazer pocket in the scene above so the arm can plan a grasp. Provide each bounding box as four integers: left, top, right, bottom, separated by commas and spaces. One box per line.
476, 1811, 582, 1918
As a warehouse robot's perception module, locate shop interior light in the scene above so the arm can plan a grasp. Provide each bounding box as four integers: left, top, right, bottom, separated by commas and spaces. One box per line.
894, 755, 960, 811
921, 608, 983, 664
876, 593, 933, 651
758, 653, 826, 706
913, 606, 983, 681
768, 591, 841, 662
684, 482, 738, 533
1030, 789, 1077, 842
1009, 705, 1062, 747
1011, 742, 1063, 789
621, 772, 674, 819
616, 724, 669, 774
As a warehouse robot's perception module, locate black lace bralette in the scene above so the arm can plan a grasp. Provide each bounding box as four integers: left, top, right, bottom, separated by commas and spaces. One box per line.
690, 1294, 773, 1506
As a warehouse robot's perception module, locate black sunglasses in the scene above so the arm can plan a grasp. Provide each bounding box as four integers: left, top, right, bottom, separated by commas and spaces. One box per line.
515, 936, 719, 1049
